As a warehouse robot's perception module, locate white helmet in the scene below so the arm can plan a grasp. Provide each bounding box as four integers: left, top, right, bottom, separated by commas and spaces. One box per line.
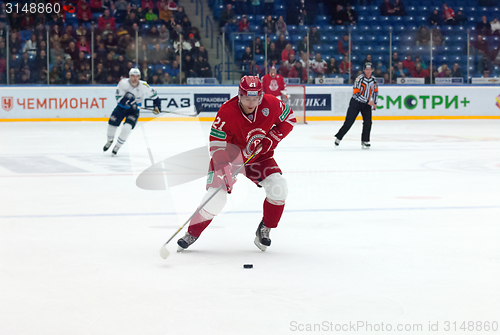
129, 68, 141, 78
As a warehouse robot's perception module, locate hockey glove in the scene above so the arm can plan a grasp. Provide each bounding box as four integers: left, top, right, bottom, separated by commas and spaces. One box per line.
256, 128, 282, 158
153, 98, 161, 115
214, 165, 235, 193
119, 92, 137, 110
212, 149, 236, 193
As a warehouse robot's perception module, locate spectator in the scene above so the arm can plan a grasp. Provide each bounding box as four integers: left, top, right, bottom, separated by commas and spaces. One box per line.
376, 61, 387, 74
437, 64, 450, 77
149, 43, 165, 65
18, 52, 31, 71
181, 16, 192, 35
146, 25, 160, 45
94, 62, 107, 83
186, 33, 201, 53
77, 2, 92, 24
432, 28, 444, 46
169, 60, 180, 79
429, 9, 440, 26
296, 36, 309, 57
477, 16, 492, 36
402, 54, 415, 72
97, 9, 116, 31
65, 40, 80, 62
183, 53, 196, 77
224, 18, 239, 36
18, 67, 32, 84
251, 0, 261, 16
281, 43, 295, 62
332, 5, 348, 25
416, 25, 430, 46
414, 56, 427, 70
50, 43, 65, 66
159, 24, 170, 43
309, 26, 321, 46
8, 31, 22, 55
76, 24, 88, 40
77, 36, 91, 53
141, 0, 155, 10
411, 63, 429, 79
104, 33, 118, 53
280, 53, 297, 77
362, 55, 373, 69
451, 63, 462, 77
455, 10, 467, 27
232, 0, 248, 15
167, 0, 178, 12
326, 57, 339, 75
471, 34, 489, 56
193, 54, 212, 77
338, 34, 351, 56
251, 37, 264, 55
275, 16, 288, 36
145, 8, 159, 23
268, 43, 281, 64
491, 18, 500, 35
310, 53, 327, 76
238, 15, 250, 32
157, 1, 172, 23
393, 0, 406, 16
345, 5, 358, 25
381, 0, 395, 16
477, 54, 494, 74
90, 0, 104, 12
219, 4, 235, 28
174, 6, 187, 23
275, 34, 287, 55
20, 13, 35, 30
288, 61, 307, 83
481, 70, 491, 78
35, 50, 48, 68
395, 61, 408, 78
241, 46, 253, 70
35, 67, 48, 84
23, 35, 37, 56
442, 4, 455, 25
261, 15, 275, 34
61, 71, 76, 85
339, 55, 352, 74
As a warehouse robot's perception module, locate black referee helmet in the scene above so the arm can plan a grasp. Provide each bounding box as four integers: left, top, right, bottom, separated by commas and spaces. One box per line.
363, 62, 373, 70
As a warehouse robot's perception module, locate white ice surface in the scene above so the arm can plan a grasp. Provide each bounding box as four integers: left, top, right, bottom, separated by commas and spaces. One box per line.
1, 119, 499, 335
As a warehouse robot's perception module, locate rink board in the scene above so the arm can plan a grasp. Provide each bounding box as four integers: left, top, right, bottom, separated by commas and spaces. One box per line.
1, 85, 500, 120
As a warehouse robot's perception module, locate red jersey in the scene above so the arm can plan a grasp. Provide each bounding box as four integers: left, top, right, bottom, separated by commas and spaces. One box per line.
209, 94, 296, 164
261, 74, 286, 97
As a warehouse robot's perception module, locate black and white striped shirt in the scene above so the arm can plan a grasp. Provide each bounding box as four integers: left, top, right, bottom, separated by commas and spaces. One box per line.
352, 74, 378, 104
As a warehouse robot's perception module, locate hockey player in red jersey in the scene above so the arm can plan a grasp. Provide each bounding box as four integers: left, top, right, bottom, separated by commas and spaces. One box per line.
177, 76, 296, 252
261, 66, 287, 101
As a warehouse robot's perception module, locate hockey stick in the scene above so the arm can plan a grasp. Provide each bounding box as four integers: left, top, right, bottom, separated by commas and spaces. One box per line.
159, 148, 261, 259
141, 105, 201, 117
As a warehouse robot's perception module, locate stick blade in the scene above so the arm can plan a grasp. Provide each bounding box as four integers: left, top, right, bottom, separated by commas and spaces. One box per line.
159, 244, 170, 259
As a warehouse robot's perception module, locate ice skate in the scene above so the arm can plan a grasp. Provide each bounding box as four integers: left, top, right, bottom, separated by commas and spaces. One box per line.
177, 232, 198, 252
362, 141, 371, 149
334, 137, 341, 146
254, 220, 271, 251
103, 140, 113, 152
111, 145, 120, 156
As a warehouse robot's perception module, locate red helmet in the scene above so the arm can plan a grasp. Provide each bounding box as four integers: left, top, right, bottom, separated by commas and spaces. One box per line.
238, 76, 263, 104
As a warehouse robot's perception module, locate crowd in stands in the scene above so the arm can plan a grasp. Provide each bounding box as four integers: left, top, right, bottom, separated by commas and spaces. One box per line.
0, 0, 212, 84
216, 0, 500, 83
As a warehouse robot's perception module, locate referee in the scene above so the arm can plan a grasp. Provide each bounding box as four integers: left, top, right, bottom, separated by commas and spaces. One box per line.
334, 62, 378, 149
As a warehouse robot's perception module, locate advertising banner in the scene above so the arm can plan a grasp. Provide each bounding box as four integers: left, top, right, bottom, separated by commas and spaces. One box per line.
1, 85, 500, 119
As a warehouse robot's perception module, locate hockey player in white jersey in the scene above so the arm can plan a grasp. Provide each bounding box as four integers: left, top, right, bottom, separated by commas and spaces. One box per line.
103, 68, 162, 156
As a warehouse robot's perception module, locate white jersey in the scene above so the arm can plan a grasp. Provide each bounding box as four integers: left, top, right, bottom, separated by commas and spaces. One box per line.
115, 78, 158, 109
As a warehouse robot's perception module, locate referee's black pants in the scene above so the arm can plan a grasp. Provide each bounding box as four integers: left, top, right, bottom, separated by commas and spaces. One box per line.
335, 98, 372, 142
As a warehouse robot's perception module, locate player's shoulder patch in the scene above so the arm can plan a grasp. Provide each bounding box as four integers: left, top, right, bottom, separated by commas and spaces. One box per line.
141, 80, 150, 88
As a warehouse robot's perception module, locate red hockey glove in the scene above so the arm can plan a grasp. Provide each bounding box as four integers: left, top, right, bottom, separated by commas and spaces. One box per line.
212, 149, 236, 193
215, 165, 235, 193
256, 128, 282, 158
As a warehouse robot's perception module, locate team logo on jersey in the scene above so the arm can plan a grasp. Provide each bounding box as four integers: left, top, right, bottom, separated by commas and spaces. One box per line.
262, 108, 269, 117
1, 97, 13, 111
245, 128, 266, 157
269, 80, 279, 91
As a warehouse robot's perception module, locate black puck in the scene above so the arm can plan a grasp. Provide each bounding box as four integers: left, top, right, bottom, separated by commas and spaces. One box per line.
243, 264, 253, 269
